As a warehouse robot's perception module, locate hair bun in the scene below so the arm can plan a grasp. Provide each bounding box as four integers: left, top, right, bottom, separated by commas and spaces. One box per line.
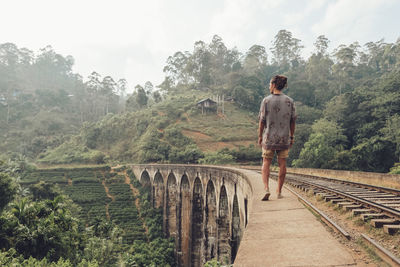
271, 75, 287, 90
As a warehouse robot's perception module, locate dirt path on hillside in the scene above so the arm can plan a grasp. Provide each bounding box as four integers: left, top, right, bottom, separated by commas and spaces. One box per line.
123, 172, 149, 237
102, 180, 114, 220
184, 112, 191, 122
125, 173, 139, 195
182, 129, 213, 140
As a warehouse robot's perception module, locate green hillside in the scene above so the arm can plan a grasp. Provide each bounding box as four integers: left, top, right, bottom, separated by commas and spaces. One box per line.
38, 92, 261, 165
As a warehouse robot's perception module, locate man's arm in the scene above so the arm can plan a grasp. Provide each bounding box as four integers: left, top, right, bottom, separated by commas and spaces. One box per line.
258, 120, 265, 146
289, 118, 296, 147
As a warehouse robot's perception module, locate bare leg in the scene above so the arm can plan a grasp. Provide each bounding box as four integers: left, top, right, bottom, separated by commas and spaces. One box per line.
277, 158, 287, 194
262, 158, 272, 191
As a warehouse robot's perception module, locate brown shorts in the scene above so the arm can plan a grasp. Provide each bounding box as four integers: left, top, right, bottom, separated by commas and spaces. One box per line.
262, 148, 289, 159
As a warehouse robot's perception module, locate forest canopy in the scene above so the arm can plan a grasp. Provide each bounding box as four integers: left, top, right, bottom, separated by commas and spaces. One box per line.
1, 30, 400, 172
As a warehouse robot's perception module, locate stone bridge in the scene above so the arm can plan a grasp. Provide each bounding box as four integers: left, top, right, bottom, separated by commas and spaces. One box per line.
130, 164, 253, 267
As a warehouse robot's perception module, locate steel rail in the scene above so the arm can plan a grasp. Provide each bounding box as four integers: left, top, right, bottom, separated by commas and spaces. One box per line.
361, 234, 400, 267
285, 172, 400, 196
285, 185, 351, 240
282, 175, 400, 220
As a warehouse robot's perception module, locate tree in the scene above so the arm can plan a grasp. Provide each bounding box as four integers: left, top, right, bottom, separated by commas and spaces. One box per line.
152, 91, 162, 103
313, 35, 329, 56
144, 81, 154, 95
332, 43, 361, 94
163, 51, 190, 86
0, 172, 16, 212
136, 85, 148, 108
305, 36, 334, 105
29, 181, 60, 201
381, 114, 400, 162
116, 78, 127, 97
243, 45, 268, 75
85, 72, 103, 119
191, 40, 212, 87
287, 81, 316, 106
294, 119, 347, 168
101, 76, 118, 114
232, 75, 264, 111
270, 29, 304, 68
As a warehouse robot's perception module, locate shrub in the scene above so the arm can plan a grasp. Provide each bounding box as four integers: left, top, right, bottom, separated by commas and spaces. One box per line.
38, 139, 107, 164
0, 172, 17, 211
169, 144, 204, 164
229, 145, 260, 162
199, 151, 235, 165
390, 163, 400, 174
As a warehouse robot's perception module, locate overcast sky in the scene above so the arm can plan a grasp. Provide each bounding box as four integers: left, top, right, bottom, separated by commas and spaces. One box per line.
1, 0, 399, 92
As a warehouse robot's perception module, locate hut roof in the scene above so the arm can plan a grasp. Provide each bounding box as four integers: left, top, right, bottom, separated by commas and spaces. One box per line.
197, 98, 217, 105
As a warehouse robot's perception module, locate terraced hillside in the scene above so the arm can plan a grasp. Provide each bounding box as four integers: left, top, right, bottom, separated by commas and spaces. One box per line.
21, 166, 156, 245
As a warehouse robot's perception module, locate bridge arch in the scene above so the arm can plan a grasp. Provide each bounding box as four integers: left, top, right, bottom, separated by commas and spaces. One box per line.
153, 171, 164, 209
205, 179, 217, 262
140, 170, 152, 202
166, 172, 178, 239
231, 193, 240, 262
191, 177, 204, 267
130, 164, 253, 266
140, 170, 151, 187
218, 184, 231, 262
179, 174, 191, 267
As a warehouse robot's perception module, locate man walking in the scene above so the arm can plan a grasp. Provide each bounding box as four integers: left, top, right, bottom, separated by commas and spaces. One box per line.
258, 75, 296, 200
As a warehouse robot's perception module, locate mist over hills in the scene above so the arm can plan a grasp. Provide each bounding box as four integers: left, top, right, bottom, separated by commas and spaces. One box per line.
1, 31, 400, 173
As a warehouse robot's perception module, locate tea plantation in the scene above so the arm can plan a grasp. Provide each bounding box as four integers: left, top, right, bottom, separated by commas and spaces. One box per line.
21, 166, 154, 244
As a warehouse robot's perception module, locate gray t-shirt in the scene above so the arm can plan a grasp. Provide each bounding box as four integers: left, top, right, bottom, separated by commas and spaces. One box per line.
259, 93, 297, 150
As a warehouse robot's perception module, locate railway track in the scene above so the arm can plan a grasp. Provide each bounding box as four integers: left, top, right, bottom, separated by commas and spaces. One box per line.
272, 172, 400, 235
269, 171, 400, 266
242, 168, 400, 265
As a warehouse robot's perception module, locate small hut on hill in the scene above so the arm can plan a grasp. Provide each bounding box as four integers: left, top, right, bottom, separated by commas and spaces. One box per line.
197, 98, 217, 114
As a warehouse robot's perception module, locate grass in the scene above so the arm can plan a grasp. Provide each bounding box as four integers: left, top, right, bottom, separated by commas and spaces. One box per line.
178, 102, 257, 151
306, 189, 314, 197
353, 217, 366, 227
333, 205, 348, 215
356, 237, 391, 267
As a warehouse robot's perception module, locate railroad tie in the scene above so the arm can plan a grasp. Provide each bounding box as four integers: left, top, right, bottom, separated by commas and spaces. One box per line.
330, 199, 347, 204
324, 196, 342, 202
343, 204, 362, 211
352, 208, 372, 216
361, 213, 386, 221
383, 225, 400, 235
370, 218, 400, 228
337, 202, 355, 209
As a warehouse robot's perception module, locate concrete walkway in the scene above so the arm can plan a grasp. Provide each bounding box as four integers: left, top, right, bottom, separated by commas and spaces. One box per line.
234, 169, 356, 267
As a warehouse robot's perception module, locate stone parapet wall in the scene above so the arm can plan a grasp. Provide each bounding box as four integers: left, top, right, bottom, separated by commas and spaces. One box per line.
287, 167, 400, 188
